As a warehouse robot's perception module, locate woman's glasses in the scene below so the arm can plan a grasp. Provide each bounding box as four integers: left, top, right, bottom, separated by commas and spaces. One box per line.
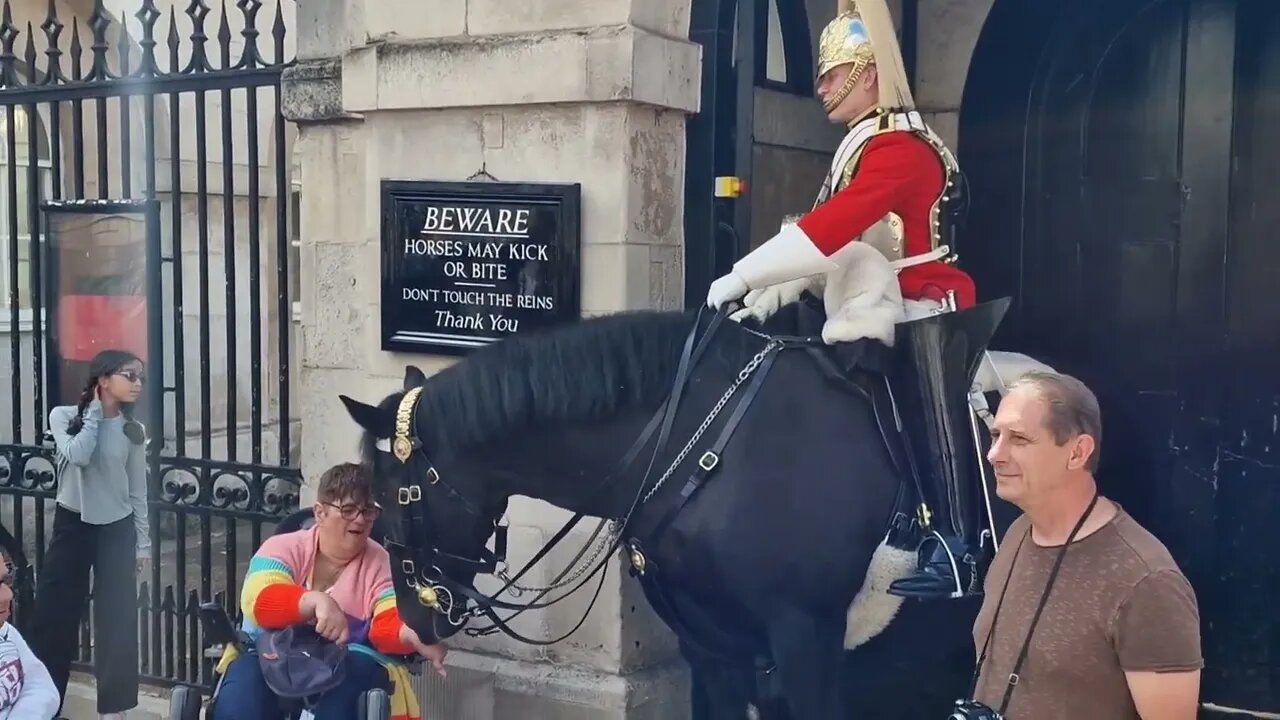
324, 502, 381, 521
114, 370, 146, 385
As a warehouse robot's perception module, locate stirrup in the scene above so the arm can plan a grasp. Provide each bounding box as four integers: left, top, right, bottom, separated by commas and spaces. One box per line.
886, 532, 979, 600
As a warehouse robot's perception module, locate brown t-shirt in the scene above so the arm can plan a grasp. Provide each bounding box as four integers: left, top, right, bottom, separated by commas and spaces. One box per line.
971, 506, 1202, 719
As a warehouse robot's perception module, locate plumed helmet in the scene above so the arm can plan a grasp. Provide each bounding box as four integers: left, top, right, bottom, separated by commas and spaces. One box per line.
815, 0, 915, 112
817, 7, 873, 81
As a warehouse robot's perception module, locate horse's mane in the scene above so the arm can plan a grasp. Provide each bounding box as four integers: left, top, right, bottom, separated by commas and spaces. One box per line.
361, 309, 699, 462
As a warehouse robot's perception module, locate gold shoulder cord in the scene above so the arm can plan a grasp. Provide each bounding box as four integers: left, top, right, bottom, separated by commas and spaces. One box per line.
392, 387, 424, 464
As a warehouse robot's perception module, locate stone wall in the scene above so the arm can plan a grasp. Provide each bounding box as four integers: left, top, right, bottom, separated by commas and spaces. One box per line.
284, 0, 700, 716
913, 0, 997, 150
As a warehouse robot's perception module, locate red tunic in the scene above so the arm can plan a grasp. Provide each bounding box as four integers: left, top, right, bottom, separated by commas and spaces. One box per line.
796, 131, 977, 309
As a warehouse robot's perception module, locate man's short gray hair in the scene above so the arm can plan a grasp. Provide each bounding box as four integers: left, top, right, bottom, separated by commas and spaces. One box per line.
1007, 371, 1103, 472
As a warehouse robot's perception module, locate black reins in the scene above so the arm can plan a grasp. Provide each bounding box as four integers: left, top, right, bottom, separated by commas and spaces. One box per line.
380, 305, 821, 645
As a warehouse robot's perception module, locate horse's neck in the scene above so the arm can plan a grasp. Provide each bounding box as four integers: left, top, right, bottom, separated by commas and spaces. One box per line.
494, 410, 659, 520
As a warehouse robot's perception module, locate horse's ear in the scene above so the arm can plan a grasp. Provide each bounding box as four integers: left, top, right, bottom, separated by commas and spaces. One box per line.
404, 365, 427, 390
339, 395, 394, 439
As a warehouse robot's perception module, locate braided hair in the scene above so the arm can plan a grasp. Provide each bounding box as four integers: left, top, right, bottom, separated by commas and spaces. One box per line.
64, 349, 146, 446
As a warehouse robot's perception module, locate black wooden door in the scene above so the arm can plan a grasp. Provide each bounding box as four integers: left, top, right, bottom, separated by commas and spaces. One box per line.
1021, 0, 1280, 709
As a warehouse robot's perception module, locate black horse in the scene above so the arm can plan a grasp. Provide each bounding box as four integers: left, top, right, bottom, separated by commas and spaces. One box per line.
339, 300, 1011, 719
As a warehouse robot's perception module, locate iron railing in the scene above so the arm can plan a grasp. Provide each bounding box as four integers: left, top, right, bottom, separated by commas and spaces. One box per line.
0, 0, 298, 690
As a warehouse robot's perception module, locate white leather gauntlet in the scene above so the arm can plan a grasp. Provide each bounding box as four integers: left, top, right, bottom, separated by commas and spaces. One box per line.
729, 275, 820, 325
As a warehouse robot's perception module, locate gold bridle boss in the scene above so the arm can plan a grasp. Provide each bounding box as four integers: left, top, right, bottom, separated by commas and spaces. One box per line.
388, 386, 444, 608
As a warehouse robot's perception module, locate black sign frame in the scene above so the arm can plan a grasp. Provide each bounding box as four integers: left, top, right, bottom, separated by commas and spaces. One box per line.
380, 180, 582, 355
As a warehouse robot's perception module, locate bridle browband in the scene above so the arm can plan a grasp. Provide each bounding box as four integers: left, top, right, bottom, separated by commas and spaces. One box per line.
377, 306, 821, 645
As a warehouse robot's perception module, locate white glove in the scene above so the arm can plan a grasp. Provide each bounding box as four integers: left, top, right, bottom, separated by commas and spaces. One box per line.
729, 276, 816, 324
706, 272, 750, 310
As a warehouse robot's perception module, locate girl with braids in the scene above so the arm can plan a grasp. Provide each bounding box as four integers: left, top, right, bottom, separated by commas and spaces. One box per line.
27, 349, 150, 720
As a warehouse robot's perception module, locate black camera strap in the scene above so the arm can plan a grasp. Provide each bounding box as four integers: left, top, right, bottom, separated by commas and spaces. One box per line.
969, 492, 1100, 716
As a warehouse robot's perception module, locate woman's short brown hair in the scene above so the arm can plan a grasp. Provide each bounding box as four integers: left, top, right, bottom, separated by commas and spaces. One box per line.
316, 462, 375, 506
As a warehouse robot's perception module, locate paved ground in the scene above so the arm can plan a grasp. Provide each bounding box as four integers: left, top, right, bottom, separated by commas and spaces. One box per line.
63, 674, 170, 720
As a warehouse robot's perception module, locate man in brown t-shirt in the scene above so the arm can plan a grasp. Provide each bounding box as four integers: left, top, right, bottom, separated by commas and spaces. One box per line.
970, 371, 1202, 719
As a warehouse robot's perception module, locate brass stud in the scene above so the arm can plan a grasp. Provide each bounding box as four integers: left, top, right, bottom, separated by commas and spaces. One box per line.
629, 548, 647, 575
417, 585, 439, 608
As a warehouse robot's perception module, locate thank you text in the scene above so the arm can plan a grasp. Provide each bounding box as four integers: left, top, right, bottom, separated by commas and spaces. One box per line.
380, 181, 581, 354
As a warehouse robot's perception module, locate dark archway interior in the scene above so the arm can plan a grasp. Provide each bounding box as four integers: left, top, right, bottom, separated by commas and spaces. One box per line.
961, 0, 1280, 711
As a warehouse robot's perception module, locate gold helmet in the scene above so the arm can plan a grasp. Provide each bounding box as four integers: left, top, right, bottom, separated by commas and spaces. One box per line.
816, 0, 914, 114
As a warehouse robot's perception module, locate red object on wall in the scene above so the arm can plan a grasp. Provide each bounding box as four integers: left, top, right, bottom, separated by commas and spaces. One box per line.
57, 294, 148, 362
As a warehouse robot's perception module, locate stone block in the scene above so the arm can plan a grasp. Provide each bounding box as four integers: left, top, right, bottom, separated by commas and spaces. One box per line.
298, 367, 401, 484
477, 106, 628, 245
413, 650, 690, 720
623, 107, 685, 246
467, 0, 630, 35
630, 28, 702, 113
297, 123, 370, 246
581, 244, 653, 313
366, 0, 468, 41
343, 27, 700, 113
618, 566, 682, 672
915, 0, 996, 109
294, 0, 349, 60
922, 110, 961, 151
371, 109, 486, 182
362, 332, 460, 387
281, 58, 346, 123
305, 242, 378, 370
342, 46, 378, 112
645, 243, 684, 311
631, 0, 693, 38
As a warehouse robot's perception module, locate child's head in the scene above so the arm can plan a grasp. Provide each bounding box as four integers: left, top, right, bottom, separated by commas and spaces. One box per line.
69, 349, 146, 444
0, 548, 16, 625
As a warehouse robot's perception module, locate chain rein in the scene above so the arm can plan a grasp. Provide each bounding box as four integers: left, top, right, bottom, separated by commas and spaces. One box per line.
494, 339, 783, 596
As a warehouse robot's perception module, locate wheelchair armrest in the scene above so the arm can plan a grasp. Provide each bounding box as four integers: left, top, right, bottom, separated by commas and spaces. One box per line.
198, 601, 242, 650
385, 653, 425, 677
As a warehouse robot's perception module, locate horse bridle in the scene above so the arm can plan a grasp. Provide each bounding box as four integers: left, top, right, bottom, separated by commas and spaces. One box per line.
381, 381, 629, 641
379, 385, 508, 621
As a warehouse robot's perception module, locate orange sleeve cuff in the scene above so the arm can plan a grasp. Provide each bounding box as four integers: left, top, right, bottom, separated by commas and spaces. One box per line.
369, 608, 416, 656
254, 583, 307, 629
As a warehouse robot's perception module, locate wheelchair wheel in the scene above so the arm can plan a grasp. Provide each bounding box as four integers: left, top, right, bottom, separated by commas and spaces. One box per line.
168, 685, 204, 720
357, 688, 392, 720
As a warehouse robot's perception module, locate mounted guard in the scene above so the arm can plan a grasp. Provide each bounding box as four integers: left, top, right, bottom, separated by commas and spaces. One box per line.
706, 0, 999, 601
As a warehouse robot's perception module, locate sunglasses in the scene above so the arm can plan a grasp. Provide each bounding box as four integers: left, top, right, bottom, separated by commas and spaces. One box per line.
113, 370, 146, 385
323, 502, 381, 521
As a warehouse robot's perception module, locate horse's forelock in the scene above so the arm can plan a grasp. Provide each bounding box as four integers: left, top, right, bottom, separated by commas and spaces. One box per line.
357, 389, 406, 469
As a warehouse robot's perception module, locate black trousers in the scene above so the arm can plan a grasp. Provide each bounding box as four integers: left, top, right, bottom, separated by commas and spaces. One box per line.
27, 504, 139, 714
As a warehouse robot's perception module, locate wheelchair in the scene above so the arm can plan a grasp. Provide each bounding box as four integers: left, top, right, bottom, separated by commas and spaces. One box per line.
167, 508, 418, 720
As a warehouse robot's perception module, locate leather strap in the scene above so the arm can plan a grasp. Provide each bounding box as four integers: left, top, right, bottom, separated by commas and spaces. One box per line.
970, 493, 1100, 712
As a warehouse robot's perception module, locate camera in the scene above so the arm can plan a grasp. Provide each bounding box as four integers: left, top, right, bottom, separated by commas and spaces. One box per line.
948, 700, 1003, 720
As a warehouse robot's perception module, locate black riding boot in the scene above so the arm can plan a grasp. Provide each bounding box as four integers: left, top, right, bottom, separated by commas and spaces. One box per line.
886, 298, 1010, 600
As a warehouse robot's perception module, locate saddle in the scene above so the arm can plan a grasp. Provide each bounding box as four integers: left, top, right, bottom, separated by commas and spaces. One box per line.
760, 295, 917, 500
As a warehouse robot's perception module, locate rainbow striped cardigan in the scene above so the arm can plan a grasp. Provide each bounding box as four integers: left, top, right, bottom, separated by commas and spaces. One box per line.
227, 525, 422, 720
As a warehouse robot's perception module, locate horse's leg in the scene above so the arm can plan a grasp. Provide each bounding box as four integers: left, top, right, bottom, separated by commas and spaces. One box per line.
765, 606, 847, 720
683, 642, 756, 720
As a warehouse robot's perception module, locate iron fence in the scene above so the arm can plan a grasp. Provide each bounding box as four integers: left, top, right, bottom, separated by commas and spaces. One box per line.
0, 0, 298, 690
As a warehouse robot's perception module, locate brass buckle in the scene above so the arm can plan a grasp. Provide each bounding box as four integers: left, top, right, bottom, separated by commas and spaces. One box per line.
401, 559, 415, 575
698, 451, 719, 472
917, 503, 933, 528
629, 546, 647, 575
398, 485, 422, 505
426, 467, 440, 485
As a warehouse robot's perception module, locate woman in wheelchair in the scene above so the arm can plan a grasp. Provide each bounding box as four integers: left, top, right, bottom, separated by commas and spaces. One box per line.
214, 463, 447, 720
